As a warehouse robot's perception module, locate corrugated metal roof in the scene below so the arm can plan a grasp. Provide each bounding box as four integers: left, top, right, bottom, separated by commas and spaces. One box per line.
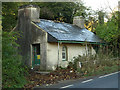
35, 19, 101, 43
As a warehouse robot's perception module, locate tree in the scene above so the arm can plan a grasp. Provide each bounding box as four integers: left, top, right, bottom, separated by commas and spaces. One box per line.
84, 16, 98, 32
2, 2, 91, 31
98, 11, 105, 25
2, 2, 29, 31
84, 10, 107, 33
95, 11, 119, 44
2, 31, 28, 88
95, 11, 120, 56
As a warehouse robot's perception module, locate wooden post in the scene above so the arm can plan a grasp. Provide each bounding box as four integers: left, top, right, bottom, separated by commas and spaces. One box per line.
57, 42, 60, 67
86, 43, 88, 56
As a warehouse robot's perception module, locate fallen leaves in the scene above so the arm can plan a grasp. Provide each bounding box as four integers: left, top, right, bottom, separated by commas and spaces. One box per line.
24, 67, 80, 89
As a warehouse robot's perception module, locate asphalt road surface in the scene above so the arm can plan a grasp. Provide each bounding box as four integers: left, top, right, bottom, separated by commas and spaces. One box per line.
34, 71, 120, 89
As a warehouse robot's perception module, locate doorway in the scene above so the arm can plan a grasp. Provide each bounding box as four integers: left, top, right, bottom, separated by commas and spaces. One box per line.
32, 44, 40, 67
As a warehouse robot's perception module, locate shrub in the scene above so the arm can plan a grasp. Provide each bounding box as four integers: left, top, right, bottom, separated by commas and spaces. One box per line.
69, 46, 120, 76
2, 31, 28, 88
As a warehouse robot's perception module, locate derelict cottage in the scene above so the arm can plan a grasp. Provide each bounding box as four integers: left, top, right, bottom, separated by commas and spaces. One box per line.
14, 5, 102, 70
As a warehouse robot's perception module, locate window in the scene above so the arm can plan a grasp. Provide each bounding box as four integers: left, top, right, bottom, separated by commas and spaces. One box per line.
32, 44, 40, 55
62, 46, 67, 61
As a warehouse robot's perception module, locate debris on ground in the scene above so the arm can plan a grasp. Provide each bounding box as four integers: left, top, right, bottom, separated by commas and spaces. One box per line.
24, 67, 82, 88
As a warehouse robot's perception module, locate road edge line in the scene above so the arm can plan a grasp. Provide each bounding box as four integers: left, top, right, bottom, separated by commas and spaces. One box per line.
99, 71, 119, 79
81, 79, 93, 83
60, 84, 73, 89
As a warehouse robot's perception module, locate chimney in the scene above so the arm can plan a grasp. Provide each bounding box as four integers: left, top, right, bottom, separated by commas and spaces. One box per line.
18, 5, 40, 23
73, 16, 85, 28
16, 5, 40, 66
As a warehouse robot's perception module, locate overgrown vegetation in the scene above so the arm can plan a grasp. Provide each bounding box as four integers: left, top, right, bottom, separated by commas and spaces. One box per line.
75, 10, 120, 76
2, 2, 120, 88
96, 11, 119, 44
68, 45, 120, 76
2, 31, 28, 88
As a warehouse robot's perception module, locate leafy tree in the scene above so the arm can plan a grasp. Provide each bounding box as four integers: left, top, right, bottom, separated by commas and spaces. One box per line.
84, 16, 98, 32
2, 2, 18, 31
2, 2, 91, 31
34, 2, 91, 23
95, 11, 119, 44
2, 2, 29, 31
95, 11, 120, 56
98, 11, 105, 25
84, 10, 106, 33
2, 31, 28, 88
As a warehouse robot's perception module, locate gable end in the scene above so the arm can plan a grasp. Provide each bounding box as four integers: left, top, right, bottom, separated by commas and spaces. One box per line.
48, 33, 58, 42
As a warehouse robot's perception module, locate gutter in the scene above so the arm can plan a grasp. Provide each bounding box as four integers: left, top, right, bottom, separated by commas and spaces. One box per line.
58, 40, 106, 45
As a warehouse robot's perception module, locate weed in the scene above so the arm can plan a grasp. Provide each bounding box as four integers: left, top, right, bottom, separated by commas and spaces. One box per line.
68, 46, 120, 77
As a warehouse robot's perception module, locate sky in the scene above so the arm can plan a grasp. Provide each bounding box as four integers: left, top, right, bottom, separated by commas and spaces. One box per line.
83, 0, 118, 13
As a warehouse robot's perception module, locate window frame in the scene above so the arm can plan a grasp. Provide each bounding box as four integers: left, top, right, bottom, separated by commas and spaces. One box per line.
62, 46, 67, 61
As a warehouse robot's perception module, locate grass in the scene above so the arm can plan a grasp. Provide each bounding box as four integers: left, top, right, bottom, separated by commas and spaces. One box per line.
77, 64, 119, 78
68, 48, 120, 77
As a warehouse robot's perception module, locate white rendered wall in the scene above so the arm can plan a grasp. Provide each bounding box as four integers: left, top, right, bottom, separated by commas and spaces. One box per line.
46, 43, 96, 70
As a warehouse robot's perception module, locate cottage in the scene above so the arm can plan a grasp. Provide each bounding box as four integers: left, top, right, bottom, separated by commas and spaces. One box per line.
15, 5, 102, 70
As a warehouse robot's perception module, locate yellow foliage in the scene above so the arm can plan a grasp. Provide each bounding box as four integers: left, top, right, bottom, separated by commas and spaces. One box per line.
84, 20, 95, 31
84, 23, 92, 31
56, 17, 64, 22
13, 13, 15, 15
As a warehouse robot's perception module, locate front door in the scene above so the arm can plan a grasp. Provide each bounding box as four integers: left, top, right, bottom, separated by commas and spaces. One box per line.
32, 44, 40, 67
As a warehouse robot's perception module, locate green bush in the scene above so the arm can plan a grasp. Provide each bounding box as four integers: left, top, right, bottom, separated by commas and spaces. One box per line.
2, 31, 28, 88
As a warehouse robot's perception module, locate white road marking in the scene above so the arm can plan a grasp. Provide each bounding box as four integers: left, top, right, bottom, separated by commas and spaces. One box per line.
60, 84, 73, 89
60, 71, 120, 89
99, 71, 119, 79
81, 79, 93, 83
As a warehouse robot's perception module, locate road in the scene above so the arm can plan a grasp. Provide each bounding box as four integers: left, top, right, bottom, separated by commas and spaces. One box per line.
34, 71, 120, 89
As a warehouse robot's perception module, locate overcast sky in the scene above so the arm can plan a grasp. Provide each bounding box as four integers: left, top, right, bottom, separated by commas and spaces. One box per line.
83, 0, 118, 13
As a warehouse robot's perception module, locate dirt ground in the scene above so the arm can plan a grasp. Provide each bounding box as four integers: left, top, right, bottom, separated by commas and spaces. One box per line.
24, 67, 82, 88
